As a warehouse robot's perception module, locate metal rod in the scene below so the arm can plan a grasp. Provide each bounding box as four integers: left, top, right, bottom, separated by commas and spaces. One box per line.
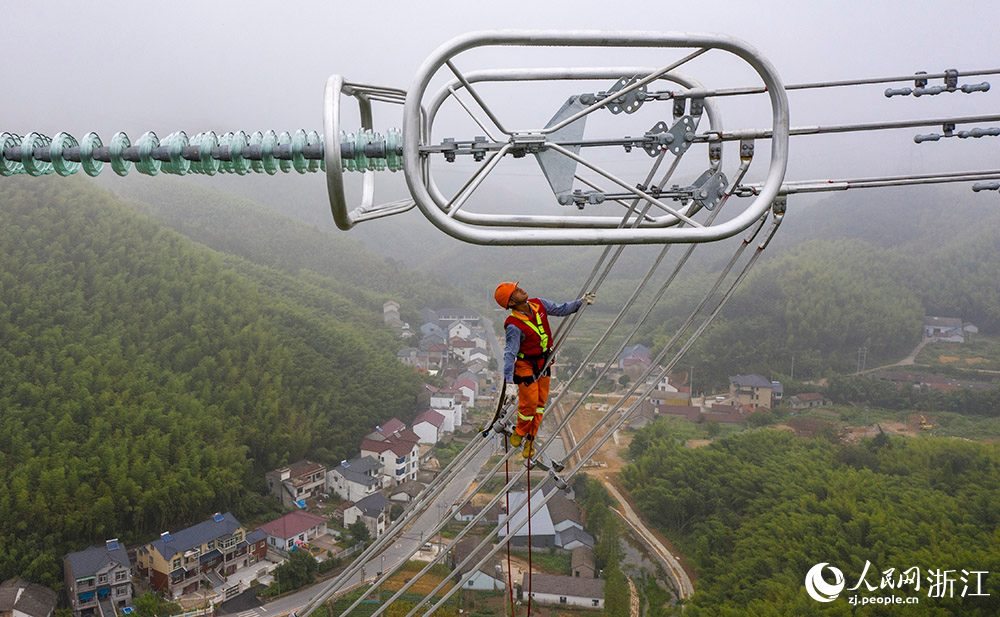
446, 85, 505, 143
702, 113, 1000, 142
681, 67, 1000, 98
445, 59, 510, 135
445, 144, 512, 217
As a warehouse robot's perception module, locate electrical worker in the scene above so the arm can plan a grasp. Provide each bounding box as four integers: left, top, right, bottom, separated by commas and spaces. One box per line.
494, 282, 595, 458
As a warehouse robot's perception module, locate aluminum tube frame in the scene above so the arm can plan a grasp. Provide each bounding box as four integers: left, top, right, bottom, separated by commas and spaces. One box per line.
423, 66, 723, 229
402, 30, 789, 245
324, 75, 415, 231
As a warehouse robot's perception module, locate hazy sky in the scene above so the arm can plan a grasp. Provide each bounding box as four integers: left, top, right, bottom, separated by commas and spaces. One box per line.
4, 1, 999, 229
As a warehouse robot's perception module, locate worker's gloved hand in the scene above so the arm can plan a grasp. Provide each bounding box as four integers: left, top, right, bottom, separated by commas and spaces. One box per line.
504, 382, 519, 401
582, 292, 596, 305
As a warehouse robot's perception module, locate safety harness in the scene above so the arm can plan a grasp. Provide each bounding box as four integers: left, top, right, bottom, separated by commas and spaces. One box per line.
506, 300, 553, 385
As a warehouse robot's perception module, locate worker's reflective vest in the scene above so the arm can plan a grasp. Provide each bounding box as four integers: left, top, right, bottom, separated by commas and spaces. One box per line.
505, 299, 553, 373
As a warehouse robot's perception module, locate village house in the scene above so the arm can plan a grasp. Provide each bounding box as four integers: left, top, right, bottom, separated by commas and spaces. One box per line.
390, 479, 426, 503
411, 409, 446, 444
0, 579, 56, 617
64, 540, 132, 617
265, 460, 327, 509
257, 511, 328, 556
134, 513, 267, 599
787, 392, 830, 409
328, 456, 381, 501
728, 374, 781, 410
923, 316, 966, 342
451, 538, 506, 591
429, 390, 463, 431
497, 487, 591, 550
520, 573, 604, 609
360, 434, 419, 486
571, 547, 596, 578
344, 493, 391, 538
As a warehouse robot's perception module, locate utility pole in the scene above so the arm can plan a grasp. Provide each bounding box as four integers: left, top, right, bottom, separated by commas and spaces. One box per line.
790, 355, 794, 380
865, 406, 870, 437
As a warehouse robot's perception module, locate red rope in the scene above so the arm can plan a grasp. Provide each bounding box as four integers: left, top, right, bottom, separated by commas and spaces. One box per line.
504, 439, 514, 616
526, 449, 533, 616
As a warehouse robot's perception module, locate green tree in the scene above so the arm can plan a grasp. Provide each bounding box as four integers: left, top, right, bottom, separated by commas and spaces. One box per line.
348, 520, 371, 545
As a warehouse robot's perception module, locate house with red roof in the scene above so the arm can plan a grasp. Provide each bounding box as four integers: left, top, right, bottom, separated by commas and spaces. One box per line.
412, 409, 446, 444
361, 434, 419, 486
257, 511, 328, 556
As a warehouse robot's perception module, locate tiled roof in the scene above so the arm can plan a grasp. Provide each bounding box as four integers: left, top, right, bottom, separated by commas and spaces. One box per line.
0, 578, 58, 617
149, 512, 242, 560
413, 409, 445, 428
546, 493, 581, 525
453, 537, 501, 577
258, 511, 328, 541
559, 526, 595, 548
521, 572, 604, 599
924, 316, 963, 329
66, 543, 130, 578
391, 480, 426, 498
353, 493, 391, 517
380, 418, 406, 434
797, 392, 824, 401
730, 374, 773, 388
333, 456, 380, 486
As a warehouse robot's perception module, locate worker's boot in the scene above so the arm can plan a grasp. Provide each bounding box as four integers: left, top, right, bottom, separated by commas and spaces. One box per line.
509, 432, 522, 448
522, 435, 535, 459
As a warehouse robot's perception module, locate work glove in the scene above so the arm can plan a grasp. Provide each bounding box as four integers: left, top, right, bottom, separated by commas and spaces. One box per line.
504, 382, 519, 402
582, 292, 596, 305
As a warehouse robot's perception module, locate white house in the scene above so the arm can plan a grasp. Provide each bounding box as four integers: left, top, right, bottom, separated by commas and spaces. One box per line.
257, 511, 328, 554
430, 391, 463, 431
447, 320, 473, 340
360, 434, 419, 486
452, 538, 505, 591
453, 378, 478, 408
412, 409, 445, 444
344, 493, 391, 538
327, 456, 381, 502
521, 573, 604, 609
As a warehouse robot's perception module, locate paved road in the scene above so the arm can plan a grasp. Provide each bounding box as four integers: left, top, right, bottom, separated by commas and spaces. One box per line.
481, 315, 503, 364
224, 441, 495, 617
603, 481, 694, 600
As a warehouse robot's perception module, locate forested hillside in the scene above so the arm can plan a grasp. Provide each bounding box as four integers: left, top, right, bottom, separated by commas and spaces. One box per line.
621, 425, 1000, 616
0, 178, 426, 586
112, 178, 464, 325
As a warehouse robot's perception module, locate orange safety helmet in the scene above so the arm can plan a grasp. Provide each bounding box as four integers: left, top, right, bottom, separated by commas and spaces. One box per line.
494, 281, 519, 309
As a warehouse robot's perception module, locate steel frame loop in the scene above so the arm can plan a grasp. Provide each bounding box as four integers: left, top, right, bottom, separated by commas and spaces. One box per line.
323, 75, 416, 230
402, 30, 789, 245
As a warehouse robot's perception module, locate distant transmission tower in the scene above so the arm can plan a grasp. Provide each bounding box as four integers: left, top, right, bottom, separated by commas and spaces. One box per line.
856, 346, 868, 373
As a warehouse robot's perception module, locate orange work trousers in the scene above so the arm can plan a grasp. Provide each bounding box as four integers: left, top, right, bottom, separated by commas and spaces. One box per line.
514, 359, 550, 438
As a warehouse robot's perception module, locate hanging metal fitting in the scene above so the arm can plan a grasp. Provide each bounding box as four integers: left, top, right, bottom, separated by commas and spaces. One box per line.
689, 169, 729, 211
972, 181, 1000, 192
604, 76, 648, 114
739, 139, 755, 161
